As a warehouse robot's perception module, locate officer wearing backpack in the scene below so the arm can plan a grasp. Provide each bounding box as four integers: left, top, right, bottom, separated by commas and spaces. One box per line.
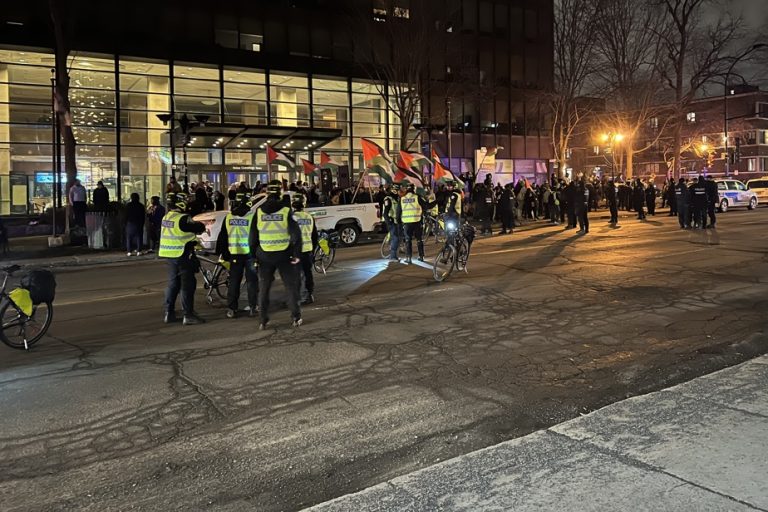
216, 193, 258, 319
159, 192, 206, 325
292, 193, 318, 305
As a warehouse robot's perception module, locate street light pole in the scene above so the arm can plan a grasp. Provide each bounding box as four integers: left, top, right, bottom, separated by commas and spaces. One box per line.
723, 43, 766, 177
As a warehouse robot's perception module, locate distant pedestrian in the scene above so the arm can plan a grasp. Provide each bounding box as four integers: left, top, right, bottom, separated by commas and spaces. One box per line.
125, 193, 145, 256
146, 196, 165, 252
166, 176, 182, 194
575, 180, 589, 234
68, 179, 87, 228
705, 176, 718, 228
606, 179, 618, 225
499, 184, 515, 234
645, 182, 656, 216
633, 179, 646, 220
676, 178, 689, 229
92, 181, 110, 211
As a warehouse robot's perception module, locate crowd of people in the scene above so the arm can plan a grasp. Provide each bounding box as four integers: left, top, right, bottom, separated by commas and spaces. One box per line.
459, 173, 719, 235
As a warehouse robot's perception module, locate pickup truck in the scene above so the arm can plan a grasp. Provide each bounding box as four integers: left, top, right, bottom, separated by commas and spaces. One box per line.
194, 191, 380, 250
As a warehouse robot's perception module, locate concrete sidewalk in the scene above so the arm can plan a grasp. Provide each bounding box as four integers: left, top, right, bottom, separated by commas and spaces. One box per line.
307, 355, 768, 512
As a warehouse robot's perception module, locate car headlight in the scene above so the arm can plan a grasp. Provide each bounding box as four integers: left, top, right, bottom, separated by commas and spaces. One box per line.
446, 221, 457, 230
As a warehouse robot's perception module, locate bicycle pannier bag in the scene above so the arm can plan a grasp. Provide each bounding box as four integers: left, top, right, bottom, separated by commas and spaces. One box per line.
20, 269, 57, 305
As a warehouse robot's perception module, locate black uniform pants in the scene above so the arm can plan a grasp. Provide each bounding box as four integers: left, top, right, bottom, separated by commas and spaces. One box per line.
227, 257, 258, 311
707, 203, 717, 227
164, 256, 197, 316
298, 251, 315, 295
609, 202, 618, 223
566, 207, 576, 228
501, 209, 514, 232
693, 203, 707, 228
403, 221, 424, 259
678, 204, 689, 228
576, 208, 589, 232
669, 196, 677, 215
257, 251, 301, 323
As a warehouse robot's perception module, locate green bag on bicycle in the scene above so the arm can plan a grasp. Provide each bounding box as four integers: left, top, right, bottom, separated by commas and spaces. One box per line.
9, 288, 33, 316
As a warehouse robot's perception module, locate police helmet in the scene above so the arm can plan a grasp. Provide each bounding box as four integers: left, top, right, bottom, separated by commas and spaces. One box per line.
391, 182, 401, 192
231, 192, 249, 210
266, 179, 283, 195
406, 182, 415, 192
292, 193, 307, 210
166, 192, 188, 211
444, 179, 456, 187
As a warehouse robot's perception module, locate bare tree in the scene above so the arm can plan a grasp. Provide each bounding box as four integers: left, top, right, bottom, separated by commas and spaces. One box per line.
351, 0, 447, 151
49, 0, 78, 199
594, 0, 669, 178
653, 0, 743, 178
550, 0, 604, 178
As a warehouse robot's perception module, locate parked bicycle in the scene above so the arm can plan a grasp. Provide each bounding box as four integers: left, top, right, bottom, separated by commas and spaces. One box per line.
432, 216, 475, 282
313, 229, 339, 274
0, 265, 56, 350
196, 252, 230, 305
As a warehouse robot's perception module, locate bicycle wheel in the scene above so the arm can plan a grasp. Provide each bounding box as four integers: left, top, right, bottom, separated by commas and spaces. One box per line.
212, 266, 229, 300
0, 299, 53, 350
380, 233, 391, 259
456, 239, 470, 272
313, 246, 335, 273
432, 244, 457, 282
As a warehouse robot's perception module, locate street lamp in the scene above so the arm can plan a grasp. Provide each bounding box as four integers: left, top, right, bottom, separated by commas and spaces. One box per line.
600, 132, 624, 181
723, 43, 767, 177
156, 112, 210, 190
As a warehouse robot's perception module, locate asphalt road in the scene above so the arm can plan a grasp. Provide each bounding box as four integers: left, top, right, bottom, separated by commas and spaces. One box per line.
2, 207, 768, 511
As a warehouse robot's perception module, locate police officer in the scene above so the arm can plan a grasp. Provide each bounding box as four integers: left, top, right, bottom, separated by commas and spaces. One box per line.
499, 183, 515, 234
399, 182, 425, 264
564, 180, 577, 229
292, 193, 318, 304
705, 176, 718, 228
444, 180, 463, 219
159, 192, 206, 325
253, 180, 302, 329
216, 192, 258, 319
382, 183, 401, 261
676, 177, 689, 229
575, 179, 589, 234
692, 175, 708, 229
646, 181, 657, 216
606, 179, 618, 225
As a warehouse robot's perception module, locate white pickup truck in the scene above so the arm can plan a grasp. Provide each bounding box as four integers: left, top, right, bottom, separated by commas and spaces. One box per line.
194, 191, 381, 250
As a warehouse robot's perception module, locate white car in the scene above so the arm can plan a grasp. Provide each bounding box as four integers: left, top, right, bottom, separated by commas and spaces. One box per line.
746, 179, 768, 205
195, 191, 380, 250
714, 179, 758, 212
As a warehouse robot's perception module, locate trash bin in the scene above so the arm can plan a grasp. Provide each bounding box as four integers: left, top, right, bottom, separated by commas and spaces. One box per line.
86, 212, 106, 249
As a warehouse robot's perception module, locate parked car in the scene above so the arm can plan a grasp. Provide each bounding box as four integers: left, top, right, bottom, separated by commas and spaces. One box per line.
714, 179, 758, 212
746, 179, 768, 205
194, 191, 380, 250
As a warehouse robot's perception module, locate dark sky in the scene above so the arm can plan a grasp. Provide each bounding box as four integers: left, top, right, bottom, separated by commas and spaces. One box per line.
712, 0, 768, 87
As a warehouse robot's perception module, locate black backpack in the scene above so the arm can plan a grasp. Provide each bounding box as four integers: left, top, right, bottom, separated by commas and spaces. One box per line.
21, 269, 57, 305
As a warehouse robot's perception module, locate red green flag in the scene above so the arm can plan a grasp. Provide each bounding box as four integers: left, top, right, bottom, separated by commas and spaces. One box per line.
301, 158, 319, 177
360, 138, 395, 182
267, 146, 295, 169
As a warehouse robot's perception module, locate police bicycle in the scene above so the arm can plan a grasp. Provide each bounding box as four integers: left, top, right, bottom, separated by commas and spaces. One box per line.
432, 216, 475, 282
313, 229, 339, 274
196, 252, 230, 305
0, 265, 55, 350
380, 226, 407, 259
422, 213, 446, 244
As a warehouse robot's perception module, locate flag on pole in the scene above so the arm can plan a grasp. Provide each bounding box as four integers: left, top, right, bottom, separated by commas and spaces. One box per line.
433, 156, 465, 188
431, 149, 442, 165
399, 150, 431, 171
360, 138, 395, 182
267, 146, 295, 169
301, 158, 320, 177
320, 151, 342, 170
394, 166, 424, 188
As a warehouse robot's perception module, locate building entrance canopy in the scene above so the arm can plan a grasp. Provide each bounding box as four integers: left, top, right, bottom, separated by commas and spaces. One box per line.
171, 123, 343, 152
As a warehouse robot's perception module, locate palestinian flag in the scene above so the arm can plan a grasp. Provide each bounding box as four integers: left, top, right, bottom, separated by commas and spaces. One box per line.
301, 158, 320, 177
399, 150, 431, 171
267, 146, 295, 169
394, 165, 425, 189
431, 149, 442, 165
360, 138, 395, 183
433, 154, 465, 188
320, 151, 342, 170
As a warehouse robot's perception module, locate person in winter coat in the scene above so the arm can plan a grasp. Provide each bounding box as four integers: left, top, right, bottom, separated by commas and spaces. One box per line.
124, 193, 145, 256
